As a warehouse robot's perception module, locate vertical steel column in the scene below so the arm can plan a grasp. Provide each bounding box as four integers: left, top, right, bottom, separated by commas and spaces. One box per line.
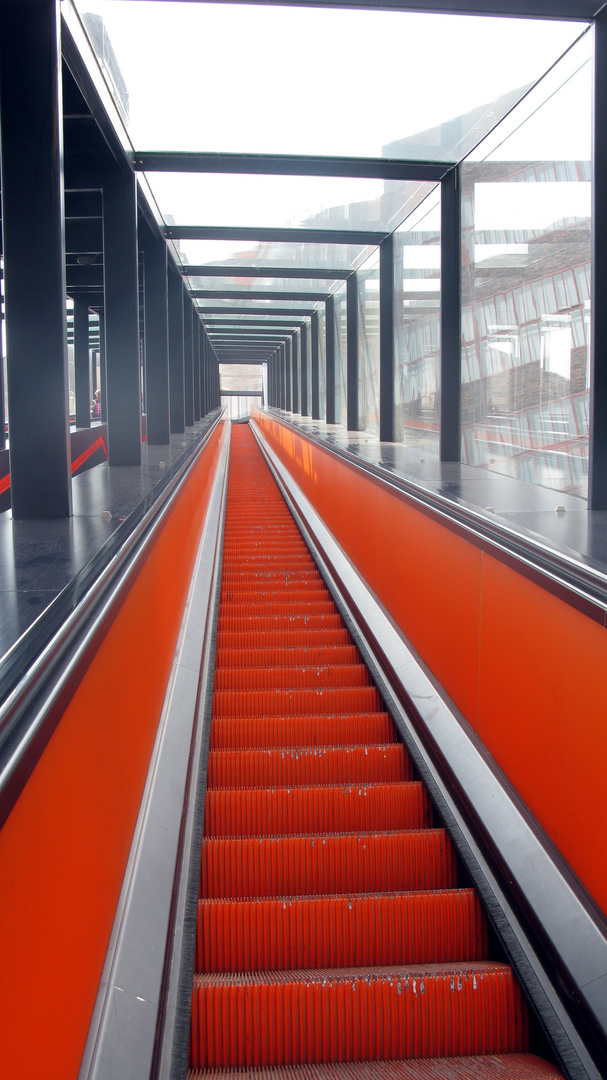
311, 312, 320, 420
0, 344, 5, 450
103, 165, 142, 465
199, 333, 206, 416
99, 313, 107, 422
281, 345, 287, 409
193, 318, 201, 422
183, 290, 194, 426
379, 235, 395, 442
168, 263, 185, 432
590, 10, 607, 508
440, 167, 461, 462
325, 295, 336, 425
300, 322, 309, 416
285, 338, 292, 411
347, 273, 359, 431
292, 333, 299, 413
142, 232, 170, 444
74, 296, 91, 429
0, 0, 72, 516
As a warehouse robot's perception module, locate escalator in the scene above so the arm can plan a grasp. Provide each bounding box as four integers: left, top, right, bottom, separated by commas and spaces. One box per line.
187, 423, 564, 1079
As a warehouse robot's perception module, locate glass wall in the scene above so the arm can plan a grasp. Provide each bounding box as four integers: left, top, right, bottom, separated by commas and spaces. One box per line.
358, 251, 380, 435
334, 285, 348, 427
460, 30, 591, 498
394, 188, 441, 453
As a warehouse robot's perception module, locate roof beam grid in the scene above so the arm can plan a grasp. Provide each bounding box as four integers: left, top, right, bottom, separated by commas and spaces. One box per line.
192, 290, 332, 301
166, 226, 388, 244
135, 151, 450, 182
183, 265, 350, 279
197, 306, 319, 317
135, 1, 600, 19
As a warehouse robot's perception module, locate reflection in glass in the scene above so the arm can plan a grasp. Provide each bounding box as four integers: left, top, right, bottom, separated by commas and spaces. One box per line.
358, 251, 380, 436
460, 31, 591, 499
394, 190, 441, 453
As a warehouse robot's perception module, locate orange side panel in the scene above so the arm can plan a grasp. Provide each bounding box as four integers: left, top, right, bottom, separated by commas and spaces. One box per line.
0, 421, 226, 1080
252, 409, 607, 917
478, 553, 607, 912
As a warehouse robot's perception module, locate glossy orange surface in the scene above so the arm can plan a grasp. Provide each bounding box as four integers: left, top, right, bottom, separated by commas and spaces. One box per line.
253, 409, 607, 917
0, 421, 226, 1080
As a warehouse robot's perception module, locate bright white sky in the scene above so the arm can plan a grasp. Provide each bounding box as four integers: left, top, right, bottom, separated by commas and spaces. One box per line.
71, 2, 592, 252
76, 1, 586, 156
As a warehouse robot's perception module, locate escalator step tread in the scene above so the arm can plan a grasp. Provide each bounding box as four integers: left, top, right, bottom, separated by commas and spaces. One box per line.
209, 714, 398, 749
190, 962, 528, 1067
206, 745, 413, 787
213, 664, 372, 691
200, 829, 457, 899
214, 646, 361, 669
187, 1054, 565, 1079
212, 686, 383, 718
196, 888, 487, 972
203, 782, 431, 837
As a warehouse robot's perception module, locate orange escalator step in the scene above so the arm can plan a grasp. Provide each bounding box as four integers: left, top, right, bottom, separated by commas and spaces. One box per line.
214, 645, 361, 670
209, 713, 397, 749
216, 629, 351, 650
189, 962, 528, 1068
200, 829, 456, 899
206, 745, 412, 788
186, 1053, 566, 1079
213, 664, 372, 692
212, 686, 383, 718
203, 782, 431, 837
196, 889, 487, 972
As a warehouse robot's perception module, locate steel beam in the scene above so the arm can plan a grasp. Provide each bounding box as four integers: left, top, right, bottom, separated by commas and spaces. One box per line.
198, 306, 319, 317
183, 289, 194, 426
311, 311, 321, 420
191, 291, 331, 302
285, 338, 292, 411
168, 262, 185, 433
165, 225, 387, 245
379, 234, 395, 442
440, 167, 461, 462
103, 165, 142, 465
325, 295, 336, 425
0, 0, 72, 516
292, 332, 300, 413
74, 296, 91, 429
347, 272, 359, 431
137, 0, 598, 17
193, 318, 201, 422
136, 151, 450, 182
142, 229, 170, 443
301, 322, 309, 417
183, 265, 350, 280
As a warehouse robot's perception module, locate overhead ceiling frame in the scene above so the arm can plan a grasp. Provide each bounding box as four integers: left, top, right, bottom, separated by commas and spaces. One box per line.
127, 0, 599, 18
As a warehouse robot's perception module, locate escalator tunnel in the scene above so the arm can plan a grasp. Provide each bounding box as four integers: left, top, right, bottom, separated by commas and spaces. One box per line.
1, 413, 606, 1080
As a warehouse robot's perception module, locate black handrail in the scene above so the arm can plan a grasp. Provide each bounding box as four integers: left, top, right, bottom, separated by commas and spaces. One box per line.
0, 408, 224, 831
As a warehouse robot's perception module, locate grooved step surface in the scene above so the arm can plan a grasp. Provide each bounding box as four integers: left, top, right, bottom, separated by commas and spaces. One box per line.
212, 686, 383, 718
190, 963, 528, 1068
209, 714, 398, 750
200, 830, 457, 899
214, 645, 361, 670
203, 782, 431, 837
187, 1055, 565, 1079
207, 745, 413, 788
214, 664, 372, 692
197, 889, 487, 972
